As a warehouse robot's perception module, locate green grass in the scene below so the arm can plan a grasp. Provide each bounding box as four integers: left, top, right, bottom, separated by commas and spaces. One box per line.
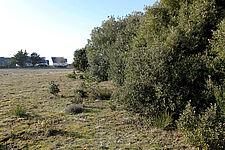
11, 104, 27, 118
0, 69, 195, 149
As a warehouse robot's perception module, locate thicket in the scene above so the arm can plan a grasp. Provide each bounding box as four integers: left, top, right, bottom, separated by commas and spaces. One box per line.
84, 13, 143, 83
73, 0, 224, 149
72, 48, 88, 72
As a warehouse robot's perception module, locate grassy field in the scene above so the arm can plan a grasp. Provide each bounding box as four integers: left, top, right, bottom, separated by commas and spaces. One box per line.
0, 69, 194, 149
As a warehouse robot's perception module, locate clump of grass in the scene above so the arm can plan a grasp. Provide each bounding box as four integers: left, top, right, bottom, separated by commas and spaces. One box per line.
11, 104, 27, 118
49, 81, 60, 95
66, 104, 84, 114
151, 109, 173, 129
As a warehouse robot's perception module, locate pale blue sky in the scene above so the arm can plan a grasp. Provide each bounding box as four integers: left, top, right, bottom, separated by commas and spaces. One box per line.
0, 0, 156, 63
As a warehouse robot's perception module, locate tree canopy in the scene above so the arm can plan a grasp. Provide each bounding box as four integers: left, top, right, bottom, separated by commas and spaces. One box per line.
13, 50, 28, 67
30, 52, 42, 66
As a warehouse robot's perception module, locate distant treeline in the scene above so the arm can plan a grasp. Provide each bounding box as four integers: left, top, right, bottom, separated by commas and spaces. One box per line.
0, 50, 69, 68
74, 0, 224, 149
0, 50, 48, 68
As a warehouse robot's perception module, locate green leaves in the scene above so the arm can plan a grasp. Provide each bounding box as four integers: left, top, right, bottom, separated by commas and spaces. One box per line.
30, 52, 41, 66
73, 48, 88, 72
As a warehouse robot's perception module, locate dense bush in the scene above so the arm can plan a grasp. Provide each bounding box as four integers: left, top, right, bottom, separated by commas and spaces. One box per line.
71, 93, 83, 104
49, 81, 60, 95
72, 48, 88, 72
209, 19, 225, 85
85, 14, 142, 83
177, 100, 224, 149
73, 0, 224, 148
106, 13, 143, 86
113, 0, 224, 120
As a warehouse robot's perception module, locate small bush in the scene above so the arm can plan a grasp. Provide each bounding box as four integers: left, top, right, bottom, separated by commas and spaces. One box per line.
177, 101, 224, 149
66, 104, 84, 114
88, 87, 99, 100
98, 88, 112, 100
66, 72, 76, 79
11, 104, 27, 117
49, 81, 60, 95
71, 93, 83, 104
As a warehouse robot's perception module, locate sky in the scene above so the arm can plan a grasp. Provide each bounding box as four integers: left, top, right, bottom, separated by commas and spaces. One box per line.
0, 0, 156, 64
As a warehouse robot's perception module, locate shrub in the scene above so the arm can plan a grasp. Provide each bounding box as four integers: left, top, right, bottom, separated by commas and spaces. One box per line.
74, 81, 87, 98
88, 84, 100, 100
71, 93, 83, 104
66, 104, 84, 114
49, 81, 60, 95
113, 0, 224, 121
72, 48, 88, 72
98, 88, 112, 100
66, 71, 77, 79
11, 104, 27, 117
177, 101, 224, 149
209, 19, 225, 85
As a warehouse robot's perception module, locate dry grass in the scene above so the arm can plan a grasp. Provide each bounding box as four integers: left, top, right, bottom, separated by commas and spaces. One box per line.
0, 69, 195, 149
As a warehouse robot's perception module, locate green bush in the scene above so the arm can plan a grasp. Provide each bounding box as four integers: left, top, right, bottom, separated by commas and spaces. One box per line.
209, 19, 225, 85
49, 81, 60, 95
98, 88, 112, 100
106, 13, 143, 86
66, 71, 77, 79
113, 0, 224, 121
87, 84, 100, 100
66, 104, 84, 114
11, 104, 27, 118
74, 81, 88, 98
71, 93, 83, 104
72, 48, 88, 72
177, 101, 224, 149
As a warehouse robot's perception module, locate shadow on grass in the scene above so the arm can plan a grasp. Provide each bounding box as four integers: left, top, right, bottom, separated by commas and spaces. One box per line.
82, 107, 101, 114
46, 129, 84, 139
84, 105, 106, 111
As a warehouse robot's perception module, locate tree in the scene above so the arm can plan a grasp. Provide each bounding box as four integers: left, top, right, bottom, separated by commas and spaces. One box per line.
30, 52, 41, 66
14, 50, 28, 67
72, 48, 88, 72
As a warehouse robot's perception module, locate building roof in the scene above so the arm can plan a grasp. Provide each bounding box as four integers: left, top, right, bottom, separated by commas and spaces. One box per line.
51, 57, 67, 63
